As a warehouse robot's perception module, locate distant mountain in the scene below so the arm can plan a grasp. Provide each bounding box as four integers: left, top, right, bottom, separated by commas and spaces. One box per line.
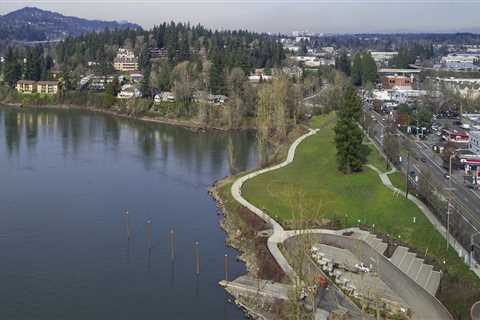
0, 7, 141, 42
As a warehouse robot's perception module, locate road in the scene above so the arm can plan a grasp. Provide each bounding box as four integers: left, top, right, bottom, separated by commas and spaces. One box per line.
365, 108, 480, 250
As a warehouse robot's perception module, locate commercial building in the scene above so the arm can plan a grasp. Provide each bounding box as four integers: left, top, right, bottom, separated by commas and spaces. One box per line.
113, 48, 139, 72
382, 75, 414, 90
370, 51, 398, 67
441, 53, 480, 71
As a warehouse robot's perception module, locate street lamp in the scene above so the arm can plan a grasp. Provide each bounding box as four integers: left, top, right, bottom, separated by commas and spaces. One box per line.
446, 154, 456, 250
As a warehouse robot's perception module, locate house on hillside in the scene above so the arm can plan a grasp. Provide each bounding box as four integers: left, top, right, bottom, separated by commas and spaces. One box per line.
117, 84, 142, 99
16, 80, 36, 94
114, 48, 139, 72
154, 91, 175, 103
36, 81, 59, 95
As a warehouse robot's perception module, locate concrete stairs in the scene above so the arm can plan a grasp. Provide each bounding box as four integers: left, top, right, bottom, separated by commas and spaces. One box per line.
390, 246, 441, 296
352, 230, 388, 255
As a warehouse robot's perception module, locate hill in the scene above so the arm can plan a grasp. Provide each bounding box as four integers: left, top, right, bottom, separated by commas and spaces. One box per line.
0, 7, 141, 42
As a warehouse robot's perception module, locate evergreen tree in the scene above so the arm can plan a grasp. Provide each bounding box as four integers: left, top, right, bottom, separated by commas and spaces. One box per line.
3, 48, 21, 87
209, 52, 225, 95
140, 66, 151, 97
361, 52, 377, 85
334, 85, 364, 174
335, 52, 351, 76
351, 53, 362, 86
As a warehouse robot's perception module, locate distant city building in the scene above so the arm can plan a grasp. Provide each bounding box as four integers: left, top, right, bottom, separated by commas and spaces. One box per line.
441, 53, 480, 71
382, 75, 414, 90
114, 48, 139, 72
370, 51, 398, 67
373, 88, 427, 105
469, 131, 480, 155
378, 68, 421, 77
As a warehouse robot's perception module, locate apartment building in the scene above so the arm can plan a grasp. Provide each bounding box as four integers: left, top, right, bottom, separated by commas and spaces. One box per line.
113, 48, 139, 72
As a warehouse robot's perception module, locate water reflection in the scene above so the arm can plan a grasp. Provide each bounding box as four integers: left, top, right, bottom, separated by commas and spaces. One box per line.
0, 106, 256, 177
0, 105, 258, 320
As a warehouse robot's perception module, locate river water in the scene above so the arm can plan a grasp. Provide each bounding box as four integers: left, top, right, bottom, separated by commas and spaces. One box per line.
0, 106, 257, 319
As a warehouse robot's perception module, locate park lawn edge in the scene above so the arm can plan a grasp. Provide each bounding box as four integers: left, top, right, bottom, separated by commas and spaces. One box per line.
241, 113, 480, 319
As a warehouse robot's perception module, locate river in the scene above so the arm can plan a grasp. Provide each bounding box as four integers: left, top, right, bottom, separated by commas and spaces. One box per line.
0, 106, 257, 319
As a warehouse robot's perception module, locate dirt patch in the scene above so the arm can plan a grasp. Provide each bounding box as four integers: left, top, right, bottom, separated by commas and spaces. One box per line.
238, 207, 268, 233
254, 236, 287, 283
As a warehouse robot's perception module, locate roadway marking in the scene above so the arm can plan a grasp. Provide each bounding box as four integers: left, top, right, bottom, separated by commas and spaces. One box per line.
471, 190, 480, 201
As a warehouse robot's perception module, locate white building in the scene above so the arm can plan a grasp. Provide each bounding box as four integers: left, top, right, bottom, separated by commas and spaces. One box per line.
372, 89, 427, 104
154, 91, 175, 103
117, 84, 142, 99
441, 53, 480, 71
469, 131, 480, 155
370, 51, 398, 66
114, 48, 139, 72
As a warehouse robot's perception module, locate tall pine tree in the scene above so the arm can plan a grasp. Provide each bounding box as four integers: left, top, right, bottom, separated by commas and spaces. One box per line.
334, 85, 364, 174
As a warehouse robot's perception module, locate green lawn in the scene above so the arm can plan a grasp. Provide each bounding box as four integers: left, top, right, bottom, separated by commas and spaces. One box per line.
389, 171, 407, 192
308, 112, 336, 129
242, 113, 479, 318
366, 144, 387, 171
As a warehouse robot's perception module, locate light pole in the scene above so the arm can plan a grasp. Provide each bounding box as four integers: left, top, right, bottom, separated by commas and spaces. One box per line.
446, 154, 455, 250
405, 151, 410, 199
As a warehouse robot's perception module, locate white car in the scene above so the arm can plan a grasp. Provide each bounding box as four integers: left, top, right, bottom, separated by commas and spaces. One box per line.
355, 263, 370, 273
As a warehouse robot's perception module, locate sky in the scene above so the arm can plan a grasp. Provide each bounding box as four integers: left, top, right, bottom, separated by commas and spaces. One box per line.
1, 0, 480, 34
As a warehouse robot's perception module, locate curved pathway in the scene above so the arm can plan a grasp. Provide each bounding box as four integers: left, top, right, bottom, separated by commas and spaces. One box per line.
230, 125, 453, 319
231, 127, 320, 279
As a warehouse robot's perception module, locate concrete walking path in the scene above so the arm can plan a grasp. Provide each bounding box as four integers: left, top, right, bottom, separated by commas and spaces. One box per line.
366, 164, 480, 278
230, 123, 455, 319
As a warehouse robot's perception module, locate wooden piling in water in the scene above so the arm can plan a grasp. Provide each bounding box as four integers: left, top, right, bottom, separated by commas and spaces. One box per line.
146, 220, 152, 249
170, 229, 175, 261
224, 254, 228, 281
194, 241, 200, 275
125, 211, 131, 240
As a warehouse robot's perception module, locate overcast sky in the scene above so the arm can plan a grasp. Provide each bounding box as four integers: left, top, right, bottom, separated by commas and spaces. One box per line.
1, 0, 480, 34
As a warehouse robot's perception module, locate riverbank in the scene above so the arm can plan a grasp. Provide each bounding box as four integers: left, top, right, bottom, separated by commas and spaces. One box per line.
209, 124, 314, 319
0, 101, 258, 132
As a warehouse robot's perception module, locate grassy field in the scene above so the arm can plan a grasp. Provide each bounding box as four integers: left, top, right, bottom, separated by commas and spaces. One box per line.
389, 171, 407, 192
241, 113, 480, 318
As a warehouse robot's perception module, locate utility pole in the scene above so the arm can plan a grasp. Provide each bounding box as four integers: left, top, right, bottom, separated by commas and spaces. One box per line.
446, 154, 455, 250
405, 151, 410, 199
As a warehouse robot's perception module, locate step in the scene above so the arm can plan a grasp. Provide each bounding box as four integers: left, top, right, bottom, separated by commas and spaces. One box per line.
365, 234, 378, 248
391, 246, 408, 266
399, 252, 416, 273
416, 264, 433, 288
425, 271, 442, 296
407, 258, 424, 279
375, 242, 388, 255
